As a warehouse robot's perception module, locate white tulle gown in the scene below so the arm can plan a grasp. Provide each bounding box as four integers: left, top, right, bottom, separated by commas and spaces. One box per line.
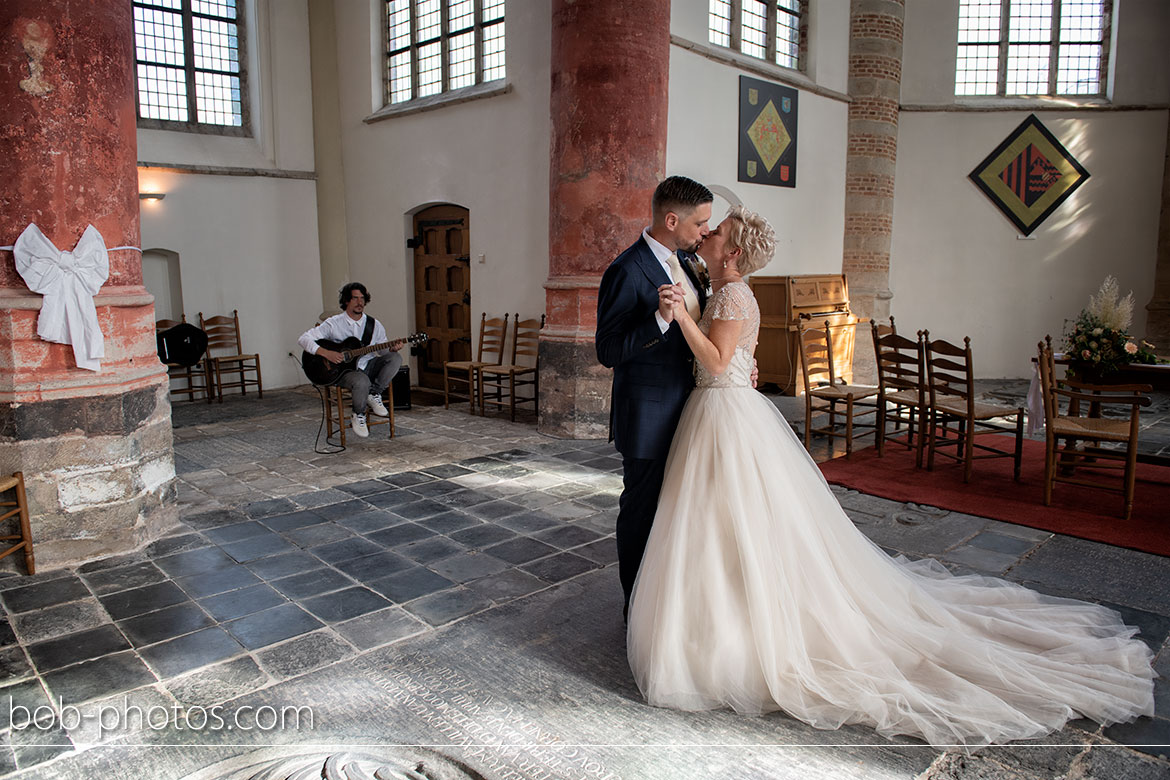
626, 281, 1154, 747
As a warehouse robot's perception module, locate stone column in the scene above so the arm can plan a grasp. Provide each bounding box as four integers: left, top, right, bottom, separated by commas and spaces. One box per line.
0, 0, 176, 568
1144, 114, 1170, 351
842, 0, 904, 381
538, 0, 671, 438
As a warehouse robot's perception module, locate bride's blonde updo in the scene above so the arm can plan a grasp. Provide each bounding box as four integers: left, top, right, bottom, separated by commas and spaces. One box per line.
724, 205, 776, 276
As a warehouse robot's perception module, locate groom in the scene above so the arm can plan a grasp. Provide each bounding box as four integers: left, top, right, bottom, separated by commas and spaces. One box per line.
595, 175, 713, 618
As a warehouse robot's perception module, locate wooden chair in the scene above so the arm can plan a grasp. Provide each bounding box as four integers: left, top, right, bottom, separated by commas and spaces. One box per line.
1036, 336, 1150, 520
198, 310, 263, 404
325, 385, 394, 445
870, 317, 928, 467
796, 317, 878, 456
923, 332, 1024, 482
0, 473, 35, 575
478, 314, 544, 421
156, 316, 208, 402
444, 313, 508, 413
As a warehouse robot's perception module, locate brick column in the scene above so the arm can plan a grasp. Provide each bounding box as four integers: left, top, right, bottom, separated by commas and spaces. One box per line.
1144, 115, 1170, 350
0, 1, 177, 568
538, 0, 671, 438
842, 0, 904, 381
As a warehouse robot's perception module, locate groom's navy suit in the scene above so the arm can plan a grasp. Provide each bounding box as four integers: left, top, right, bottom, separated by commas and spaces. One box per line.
596, 236, 707, 610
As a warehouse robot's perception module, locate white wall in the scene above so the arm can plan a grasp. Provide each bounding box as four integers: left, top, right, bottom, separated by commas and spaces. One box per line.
328, 0, 552, 353
896, 0, 1170, 378
137, 0, 321, 390
666, 0, 852, 278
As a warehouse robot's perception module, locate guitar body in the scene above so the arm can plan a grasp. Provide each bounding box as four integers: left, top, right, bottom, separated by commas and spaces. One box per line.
301, 338, 365, 386
301, 332, 427, 386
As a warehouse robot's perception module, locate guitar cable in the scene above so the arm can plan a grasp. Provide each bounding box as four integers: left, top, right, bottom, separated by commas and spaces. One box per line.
288, 352, 346, 455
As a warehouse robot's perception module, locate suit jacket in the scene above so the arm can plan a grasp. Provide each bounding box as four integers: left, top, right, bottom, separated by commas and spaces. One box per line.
595, 236, 708, 461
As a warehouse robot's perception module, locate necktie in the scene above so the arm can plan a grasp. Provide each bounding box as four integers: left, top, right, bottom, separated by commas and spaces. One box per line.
667, 254, 701, 322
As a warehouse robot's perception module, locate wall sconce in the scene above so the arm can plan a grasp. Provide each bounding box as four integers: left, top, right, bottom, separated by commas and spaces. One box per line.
139, 192, 166, 201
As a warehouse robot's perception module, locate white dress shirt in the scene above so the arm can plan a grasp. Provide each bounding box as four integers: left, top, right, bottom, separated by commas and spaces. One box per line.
298, 312, 388, 371
642, 228, 700, 333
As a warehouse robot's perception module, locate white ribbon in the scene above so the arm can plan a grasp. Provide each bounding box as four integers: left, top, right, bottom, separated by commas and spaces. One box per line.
11, 223, 110, 371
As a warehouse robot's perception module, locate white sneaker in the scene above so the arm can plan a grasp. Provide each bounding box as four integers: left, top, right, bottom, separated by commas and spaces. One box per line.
351, 412, 369, 438
367, 394, 389, 417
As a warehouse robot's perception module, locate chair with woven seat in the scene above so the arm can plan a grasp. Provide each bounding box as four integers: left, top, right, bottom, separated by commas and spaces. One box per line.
923, 332, 1024, 482
444, 313, 508, 413
870, 317, 928, 467
796, 317, 878, 456
156, 316, 209, 402
0, 473, 35, 575
1036, 336, 1150, 520
478, 314, 544, 421
198, 310, 263, 404
324, 385, 394, 445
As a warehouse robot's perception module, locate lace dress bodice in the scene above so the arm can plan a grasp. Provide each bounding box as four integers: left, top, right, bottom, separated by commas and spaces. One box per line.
695, 281, 759, 388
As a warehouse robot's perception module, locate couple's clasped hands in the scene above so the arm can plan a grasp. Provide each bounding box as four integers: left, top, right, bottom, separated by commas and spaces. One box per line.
657, 283, 688, 324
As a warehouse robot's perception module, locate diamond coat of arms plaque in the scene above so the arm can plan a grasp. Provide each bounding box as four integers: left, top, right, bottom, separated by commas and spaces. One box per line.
739, 75, 798, 188
969, 114, 1089, 236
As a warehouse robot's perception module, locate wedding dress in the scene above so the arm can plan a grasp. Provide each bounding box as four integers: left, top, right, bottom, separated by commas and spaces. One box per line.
626, 281, 1154, 747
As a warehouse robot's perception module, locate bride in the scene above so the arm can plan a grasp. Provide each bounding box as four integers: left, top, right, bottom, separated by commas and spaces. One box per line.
625, 205, 1155, 747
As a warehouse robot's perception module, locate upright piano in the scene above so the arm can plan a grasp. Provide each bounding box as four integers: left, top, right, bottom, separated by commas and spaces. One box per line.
748, 274, 861, 395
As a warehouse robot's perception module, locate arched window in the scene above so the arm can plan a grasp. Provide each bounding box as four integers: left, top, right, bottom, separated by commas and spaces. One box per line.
708, 1, 805, 72
955, 0, 1112, 97
133, 0, 248, 133
385, 0, 506, 106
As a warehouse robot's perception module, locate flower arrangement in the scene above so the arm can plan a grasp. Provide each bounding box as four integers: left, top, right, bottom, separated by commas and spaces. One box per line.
687, 255, 711, 293
1063, 276, 1158, 378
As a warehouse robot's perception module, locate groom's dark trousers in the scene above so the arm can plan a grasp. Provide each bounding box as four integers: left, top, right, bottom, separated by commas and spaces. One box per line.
596, 237, 706, 613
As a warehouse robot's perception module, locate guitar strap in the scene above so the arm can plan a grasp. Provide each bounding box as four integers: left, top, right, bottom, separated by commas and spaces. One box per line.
360, 315, 376, 347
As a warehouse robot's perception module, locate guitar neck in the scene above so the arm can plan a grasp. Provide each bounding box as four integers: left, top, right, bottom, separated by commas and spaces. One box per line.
345, 337, 412, 360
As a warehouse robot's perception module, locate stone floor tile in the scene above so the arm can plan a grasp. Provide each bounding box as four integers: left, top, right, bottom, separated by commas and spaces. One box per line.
41, 651, 156, 706
365, 522, 436, 548
174, 565, 262, 599
403, 587, 492, 626
390, 498, 451, 521
336, 479, 395, 497
366, 567, 457, 604
288, 489, 352, 509
12, 599, 108, 645
1103, 717, 1170, 760
309, 537, 384, 565
254, 629, 353, 681
309, 499, 372, 522
572, 539, 619, 566
243, 497, 300, 518
521, 552, 601, 583
332, 510, 402, 535
270, 568, 354, 600
81, 562, 169, 597
224, 604, 324, 650
966, 531, 1039, 556
9, 720, 73, 772
0, 679, 51, 731
139, 626, 244, 678
395, 537, 466, 565
940, 545, 1021, 574
483, 537, 558, 565
283, 522, 355, 549
494, 511, 561, 535
448, 524, 515, 549
218, 533, 301, 563
99, 581, 189, 621
539, 501, 599, 522
244, 551, 324, 581
332, 607, 428, 651
333, 551, 414, 582
0, 577, 90, 614
463, 569, 547, 604
164, 656, 268, 708
362, 490, 420, 511
300, 587, 391, 623
155, 546, 240, 578
403, 479, 457, 499
199, 582, 287, 622
118, 601, 215, 647
415, 511, 480, 535
26, 624, 132, 673
203, 520, 273, 545
467, 500, 527, 522
379, 471, 436, 488
144, 533, 210, 558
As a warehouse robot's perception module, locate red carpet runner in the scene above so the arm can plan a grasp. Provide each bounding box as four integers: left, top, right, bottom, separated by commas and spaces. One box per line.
818, 437, 1170, 557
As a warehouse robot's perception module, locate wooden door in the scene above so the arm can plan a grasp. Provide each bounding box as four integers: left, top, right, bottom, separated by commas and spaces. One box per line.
413, 205, 471, 390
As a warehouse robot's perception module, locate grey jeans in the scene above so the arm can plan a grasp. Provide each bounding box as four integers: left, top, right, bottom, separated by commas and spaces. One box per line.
338, 352, 402, 414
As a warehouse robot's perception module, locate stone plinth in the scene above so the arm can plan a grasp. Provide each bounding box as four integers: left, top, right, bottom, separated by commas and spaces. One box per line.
539, 0, 671, 438
0, 0, 176, 569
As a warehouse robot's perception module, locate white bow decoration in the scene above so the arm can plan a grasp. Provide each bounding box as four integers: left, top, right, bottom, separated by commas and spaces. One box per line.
13, 223, 110, 372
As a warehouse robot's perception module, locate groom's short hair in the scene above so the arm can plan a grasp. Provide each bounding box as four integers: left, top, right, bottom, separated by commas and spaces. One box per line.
652, 176, 713, 221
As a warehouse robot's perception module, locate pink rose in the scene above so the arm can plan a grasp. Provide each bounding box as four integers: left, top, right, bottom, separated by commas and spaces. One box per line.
1082, 349, 1092, 359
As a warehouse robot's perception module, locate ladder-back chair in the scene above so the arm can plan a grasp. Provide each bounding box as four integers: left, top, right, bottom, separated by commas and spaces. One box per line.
1036, 336, 1150, 519
444, 313, 508, 413
796, 317, 878, 456
870, 317, 928, 467
324, 385, 394, 445
479, 314, 544, 421
923, 332, 1023, 482
198, 310, 263, 404
0, 473, 34, 575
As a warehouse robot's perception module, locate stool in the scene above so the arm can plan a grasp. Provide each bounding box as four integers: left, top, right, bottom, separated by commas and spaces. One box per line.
0, 473, 35, 575
324, 385, 394, 445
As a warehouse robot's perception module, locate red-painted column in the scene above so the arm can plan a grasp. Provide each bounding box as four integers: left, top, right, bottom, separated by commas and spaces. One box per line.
539, 0, 671, 438
0, 1, 176, 568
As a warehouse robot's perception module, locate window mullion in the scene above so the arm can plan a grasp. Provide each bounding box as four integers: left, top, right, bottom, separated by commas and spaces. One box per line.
182, 0, 198, 122
474, 0, 484, 85
997, 0, 1010, 95
730, 0, 743, 51
409, 0, 420, 100
440, 0, 450, 93
765, 1, 778, 63
1049, 0, 1061, 95
1098, 0, 1113, 96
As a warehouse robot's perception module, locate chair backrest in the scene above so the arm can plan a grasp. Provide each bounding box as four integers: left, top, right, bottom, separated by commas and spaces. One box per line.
872, 323, 924, 400
507, 314, 544, 366
923, 331, 975, 411
156, 316, 184, 332
199, 310, 244, 355
477, 313, 508, 364
796, 318, 837, 390
1036, 335, 1060, 426
1037, 334, 1150, 426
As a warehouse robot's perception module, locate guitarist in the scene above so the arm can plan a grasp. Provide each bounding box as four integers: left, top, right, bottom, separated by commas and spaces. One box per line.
298, 282, 404, 439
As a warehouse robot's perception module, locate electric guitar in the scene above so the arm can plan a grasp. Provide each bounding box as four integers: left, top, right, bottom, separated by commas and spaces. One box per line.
302, 332, 428, 386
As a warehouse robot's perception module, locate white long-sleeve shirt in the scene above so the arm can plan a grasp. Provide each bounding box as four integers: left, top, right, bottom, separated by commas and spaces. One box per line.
298, 312, 388, 371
